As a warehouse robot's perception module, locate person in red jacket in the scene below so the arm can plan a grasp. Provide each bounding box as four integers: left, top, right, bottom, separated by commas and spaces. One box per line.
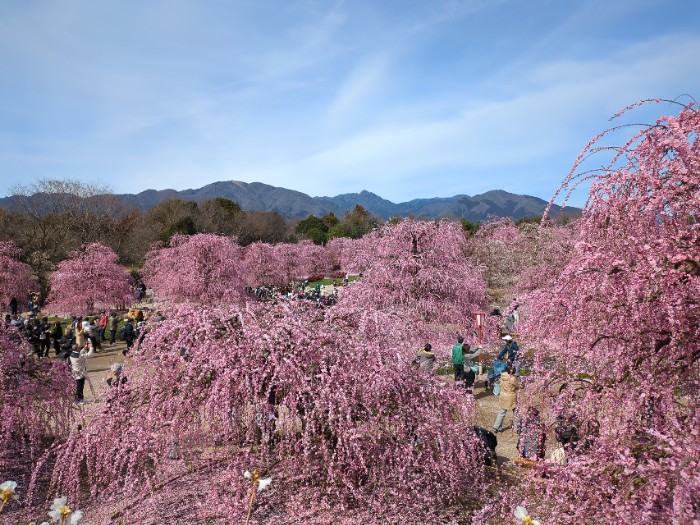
98, 312, 109, 342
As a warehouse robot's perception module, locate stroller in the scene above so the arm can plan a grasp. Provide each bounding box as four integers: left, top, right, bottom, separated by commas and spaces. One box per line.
487, 360, 508, 393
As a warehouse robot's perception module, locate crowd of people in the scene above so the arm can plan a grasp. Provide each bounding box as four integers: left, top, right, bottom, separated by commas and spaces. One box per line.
2, 303, 154, 405
413, 313, 589, 468
245, 279, 346, 306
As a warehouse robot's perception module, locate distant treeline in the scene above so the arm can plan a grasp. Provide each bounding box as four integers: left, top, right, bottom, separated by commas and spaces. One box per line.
0, 179, 551, 302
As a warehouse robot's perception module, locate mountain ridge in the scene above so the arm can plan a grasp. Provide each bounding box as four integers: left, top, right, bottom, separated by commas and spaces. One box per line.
0, 181, 579, 222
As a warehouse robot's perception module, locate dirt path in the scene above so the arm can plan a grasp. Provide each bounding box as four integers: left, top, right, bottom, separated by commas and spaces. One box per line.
441, 376, 519, 464
81, 340, 128, 402
473, 382, 519, 464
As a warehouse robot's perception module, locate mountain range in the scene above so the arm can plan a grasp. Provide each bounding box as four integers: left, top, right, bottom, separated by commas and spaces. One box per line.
1, 180, 579, 222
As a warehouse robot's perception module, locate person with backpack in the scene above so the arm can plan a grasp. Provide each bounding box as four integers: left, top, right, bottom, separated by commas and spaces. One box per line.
58, 328, 74, 361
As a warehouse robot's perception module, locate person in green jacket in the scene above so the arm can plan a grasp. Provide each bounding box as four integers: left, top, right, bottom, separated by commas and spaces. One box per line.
452, 336, 465, 383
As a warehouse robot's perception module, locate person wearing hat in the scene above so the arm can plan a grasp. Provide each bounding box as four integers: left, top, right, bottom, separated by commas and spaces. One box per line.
106, 362, 126, 388
497, 334, 520, 374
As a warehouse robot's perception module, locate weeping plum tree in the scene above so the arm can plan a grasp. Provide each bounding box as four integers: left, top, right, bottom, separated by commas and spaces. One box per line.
465, 217, 523, 295
242, 241, 284, 288
486, 100, 700, 524
0, 323, 73, 493
290, 240, 329, 279
44, 242, 133, 316
142, 233, 245, 305
0, 241, 37, 308
327, 236, 376, 276
466, 218, 577, 305
341, 219, 488, 348
31, 302, 487, 523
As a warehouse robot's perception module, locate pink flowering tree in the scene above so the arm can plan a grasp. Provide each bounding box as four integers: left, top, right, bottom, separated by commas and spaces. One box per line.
44, 242, 133, 316
466, 217, 523, 295
514, 221, 577, 295
327, 236, 376, 275
293, 240, 329, 278
0, 323, 73, 497
242, 241, 285, 287
0, 241, 37, 310
29, 302, 487, 523
142, 233, 245, 305
272, 242, 306, 284
486, 100, 700, 524
341, 219, 488, 351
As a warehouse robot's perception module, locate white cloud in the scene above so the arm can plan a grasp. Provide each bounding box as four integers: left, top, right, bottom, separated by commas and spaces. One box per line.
325, 54, 391, 127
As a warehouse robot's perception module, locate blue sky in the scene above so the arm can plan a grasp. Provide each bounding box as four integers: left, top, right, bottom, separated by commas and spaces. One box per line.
1, 0, 699, 207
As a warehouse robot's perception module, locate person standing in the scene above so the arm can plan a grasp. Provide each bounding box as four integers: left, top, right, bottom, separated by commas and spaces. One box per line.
493, 362, 519, 433
98, 312, 109, 342
51, 321, 63, 357
451, 336, 465, 384
9, 296, 18, 316
122, 318, 135, 352
70, 339, 95, 404
38, 317, 51, 358
58, 328, 74, 360
109, 313, 119, 346
504, 303, 520, 332
74, 323, 86, 349
87, 318, 101, 351
517, 407, 546, 460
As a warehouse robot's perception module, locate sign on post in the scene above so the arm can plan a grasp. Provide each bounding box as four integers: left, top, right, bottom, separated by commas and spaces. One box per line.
474, 311, 486, 374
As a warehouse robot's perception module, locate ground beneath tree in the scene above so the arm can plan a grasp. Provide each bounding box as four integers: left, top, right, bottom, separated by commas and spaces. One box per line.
441, 376, 519, 464
82, 339, 127, 402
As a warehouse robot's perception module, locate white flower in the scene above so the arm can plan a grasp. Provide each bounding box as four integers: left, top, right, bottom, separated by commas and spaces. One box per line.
243, 470, 253, 480
514, 506, 528, 520
257, 477, 272, 491
48, 496, 82, 523
514, 505, 540, 525
0, 480, 19, 503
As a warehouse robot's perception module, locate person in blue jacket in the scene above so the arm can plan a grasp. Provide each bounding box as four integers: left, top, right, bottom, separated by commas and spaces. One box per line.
497, 335, 520, 373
